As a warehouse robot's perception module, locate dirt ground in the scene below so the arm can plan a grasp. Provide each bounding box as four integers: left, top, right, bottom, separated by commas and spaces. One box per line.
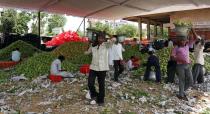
0, 74, 210, 114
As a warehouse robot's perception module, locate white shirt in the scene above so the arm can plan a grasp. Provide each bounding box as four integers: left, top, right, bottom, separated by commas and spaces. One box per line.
87, 42, 112, 71
112, 43, 125, 60
50, 59, 62, 75
108, 47, 114, 66
194, 43, 204, 65
11, 50, 21, 62
168, 41, 173, 47
127, 60, 134, 70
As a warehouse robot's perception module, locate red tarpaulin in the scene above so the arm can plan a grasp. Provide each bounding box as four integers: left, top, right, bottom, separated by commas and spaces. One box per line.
45, 31, 88, 46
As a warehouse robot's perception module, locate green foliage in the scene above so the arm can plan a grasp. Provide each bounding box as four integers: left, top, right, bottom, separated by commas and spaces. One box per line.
0, 9, 31, 34
204, 55, 210, 72
47, 14, 67, 34
13, 11, 31, 34
0, 71, 9, 83
0, 40, 41, 60
132, 67, 146, 76
173, 19, 192, 27
201, 108, 210, 114
0, 9, 16, 33
89, 21, 114, 35
156, 47, 172, 76
15, 52, 78, 79
52, 42, 92, 64
132, 90, 149, 97
31, 12, 49, 35
115, 24, 138, 38
100, 108, 112, 114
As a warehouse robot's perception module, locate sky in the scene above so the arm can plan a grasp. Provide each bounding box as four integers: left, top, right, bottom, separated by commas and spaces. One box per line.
63, 15, 144, 32
64, 16, 86, 31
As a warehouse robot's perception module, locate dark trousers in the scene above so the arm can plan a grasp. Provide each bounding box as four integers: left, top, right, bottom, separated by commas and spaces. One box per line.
88, 70, 106, 103
144, 64, 161, 82
192, 63, 204, 84
176, 64, 193, 97
167, 64, 176, 83
113, 60, 124, 81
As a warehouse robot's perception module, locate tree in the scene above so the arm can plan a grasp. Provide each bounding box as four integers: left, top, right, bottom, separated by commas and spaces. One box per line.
31, 12, 48, 35
115, 24, 138, 38
13, 11, 31, 34
0, 9, 16, 33
0, 9, 32, 34
47, 14, 67, 35
90, 21, 114, 35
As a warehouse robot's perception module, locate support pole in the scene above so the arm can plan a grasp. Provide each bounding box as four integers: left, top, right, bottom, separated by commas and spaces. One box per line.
168, 27, 171, 39
160, 24, 163, 37
147, 21, 150, 40
138, 18, 142, 40
154, 24, 157, 37
38, 11, 41, 48
76, 18, 85, 32
84, 18, 86, 37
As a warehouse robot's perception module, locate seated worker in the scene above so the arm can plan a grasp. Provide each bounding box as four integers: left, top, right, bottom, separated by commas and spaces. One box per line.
127, 56, 140, 70
11, 48, 21, 62
143, 48, 161, 83
50, 55, 74, 78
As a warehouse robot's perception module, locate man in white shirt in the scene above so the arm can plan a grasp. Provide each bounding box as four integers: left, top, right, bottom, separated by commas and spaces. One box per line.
168, 39, 174, 47
85, 32, 114, 106
50, 55, 74, 78
112, 36, 125, 82
108, 43, 114, 66
192, 37, 205, 84
11, 48, 21, 62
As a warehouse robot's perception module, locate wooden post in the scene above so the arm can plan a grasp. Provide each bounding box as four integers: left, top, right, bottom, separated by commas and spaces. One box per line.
147, 21, 150, 40
138, 18, 142, 40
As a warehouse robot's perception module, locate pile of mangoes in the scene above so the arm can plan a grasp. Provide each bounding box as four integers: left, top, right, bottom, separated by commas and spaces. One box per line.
15, 52, 78, 79
0, 40, 41, 60
52, 42, 92, 64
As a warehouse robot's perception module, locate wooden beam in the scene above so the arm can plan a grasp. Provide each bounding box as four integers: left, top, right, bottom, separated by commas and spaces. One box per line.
141, 17, 162, 25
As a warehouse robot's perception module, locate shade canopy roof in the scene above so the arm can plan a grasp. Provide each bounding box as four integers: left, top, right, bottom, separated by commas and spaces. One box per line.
0, 0, 210, 19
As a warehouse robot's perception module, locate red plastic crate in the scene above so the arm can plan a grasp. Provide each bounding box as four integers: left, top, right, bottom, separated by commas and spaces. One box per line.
0, 61, 19, 69
48, 75, 63, 82
80, 64, 90, 74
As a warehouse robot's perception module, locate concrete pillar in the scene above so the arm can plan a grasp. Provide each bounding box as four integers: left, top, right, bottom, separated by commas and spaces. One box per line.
154, 24, 157, 37
138, 18, 142, 40
160, 24, 163, 37
147, 21, 150, 40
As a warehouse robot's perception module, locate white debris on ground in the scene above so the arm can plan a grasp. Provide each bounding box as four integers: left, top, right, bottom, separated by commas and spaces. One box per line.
0, 71, 210, 114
